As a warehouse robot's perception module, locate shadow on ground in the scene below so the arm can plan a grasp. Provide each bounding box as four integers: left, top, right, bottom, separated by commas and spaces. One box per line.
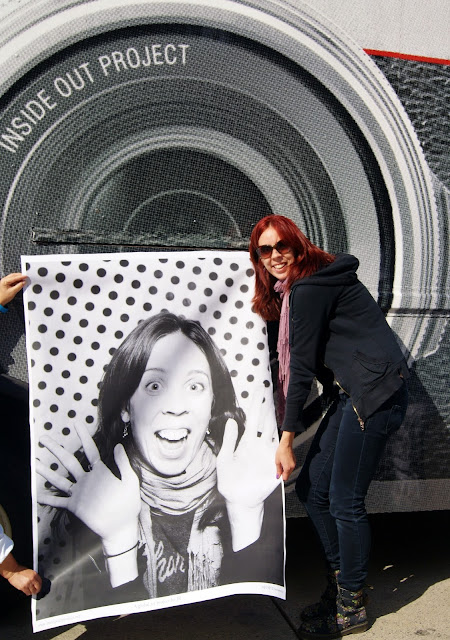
279, 510, 450, 631
1, 511, 449, 639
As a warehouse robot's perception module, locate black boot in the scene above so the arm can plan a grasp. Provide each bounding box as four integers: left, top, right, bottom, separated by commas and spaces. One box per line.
300, 569, 339, 622
297, 584, 368, 639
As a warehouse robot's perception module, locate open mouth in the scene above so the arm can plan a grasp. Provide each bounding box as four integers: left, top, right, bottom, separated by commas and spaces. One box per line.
156, 428, 189, 442
155, 428, 190, 457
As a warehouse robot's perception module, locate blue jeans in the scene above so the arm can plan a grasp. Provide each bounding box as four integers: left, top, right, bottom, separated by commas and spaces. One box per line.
296, 382, 408, 591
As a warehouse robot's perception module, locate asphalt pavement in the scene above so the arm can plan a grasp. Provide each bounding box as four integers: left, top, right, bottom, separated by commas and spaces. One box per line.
1, 510, 449, 640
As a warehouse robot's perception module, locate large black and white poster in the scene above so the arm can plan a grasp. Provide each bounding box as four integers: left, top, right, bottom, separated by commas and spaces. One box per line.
0, 2, 448, 633
22, 251, 285, 632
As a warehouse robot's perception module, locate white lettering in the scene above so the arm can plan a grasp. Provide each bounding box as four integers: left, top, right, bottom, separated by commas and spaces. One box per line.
164, 44, 177, 65
54, 64, 94, 94
24, 99, 46, 121
54, 76, 72, 97
166, 555, 175, 577
97, 43, 190, 75
36, 89, 57, 110
154, 540, 186, 583
1, 88, 59, 154
0, 141, 16, 153
126, 47, 141, 69
65, 69, 85, 91
151, 44, 163, 65
111, 50, 127, 72
179, 44, 189, 65
142, 46, 152, 67
19, 109, 36, 125
157, 556, 167, 581
1, 128, 25, 150
79, 62, 94, 84
98, 55, 112, 76
11, 117, 33, 136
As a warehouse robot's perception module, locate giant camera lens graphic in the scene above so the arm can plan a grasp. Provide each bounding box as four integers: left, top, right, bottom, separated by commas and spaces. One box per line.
0, 0, 448, 513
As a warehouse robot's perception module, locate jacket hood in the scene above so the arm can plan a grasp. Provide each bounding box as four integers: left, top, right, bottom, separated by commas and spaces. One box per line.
292, 253, 359, 288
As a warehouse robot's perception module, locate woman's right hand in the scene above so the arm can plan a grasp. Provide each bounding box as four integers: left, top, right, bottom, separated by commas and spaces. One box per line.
36, 421, 141, 557
275, 430, 296, 481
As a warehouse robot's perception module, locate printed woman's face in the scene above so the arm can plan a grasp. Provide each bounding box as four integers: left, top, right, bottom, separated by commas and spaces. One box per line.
124, 331, 214, 477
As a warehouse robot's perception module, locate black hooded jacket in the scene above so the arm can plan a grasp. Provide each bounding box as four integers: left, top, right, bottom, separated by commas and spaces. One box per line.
283, 253, 409, 431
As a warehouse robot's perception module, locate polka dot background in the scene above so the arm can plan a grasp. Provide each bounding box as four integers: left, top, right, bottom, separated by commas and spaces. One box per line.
21, 251, 278, 621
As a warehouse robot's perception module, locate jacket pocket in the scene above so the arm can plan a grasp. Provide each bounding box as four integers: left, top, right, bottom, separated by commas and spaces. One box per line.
352, 350, 389, 389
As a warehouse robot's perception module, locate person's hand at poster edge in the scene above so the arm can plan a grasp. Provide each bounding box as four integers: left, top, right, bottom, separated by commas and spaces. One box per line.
0, 552, 42, 596
0, 272, 27, 307
275, 430, 296, 481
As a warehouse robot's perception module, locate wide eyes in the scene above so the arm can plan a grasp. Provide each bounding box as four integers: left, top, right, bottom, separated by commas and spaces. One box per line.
146, 381, 162, 393
144, 379, 207, 394
189, 382, 205, 392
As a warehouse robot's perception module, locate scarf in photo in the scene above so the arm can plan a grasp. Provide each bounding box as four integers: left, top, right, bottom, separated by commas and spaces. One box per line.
138, 442, 223, 596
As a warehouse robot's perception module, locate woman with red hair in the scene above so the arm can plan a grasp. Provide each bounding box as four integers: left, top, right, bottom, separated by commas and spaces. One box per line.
249, 215, 409, 639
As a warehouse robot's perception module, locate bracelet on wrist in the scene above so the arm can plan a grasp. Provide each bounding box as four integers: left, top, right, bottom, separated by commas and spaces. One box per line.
104, 542, 138, 559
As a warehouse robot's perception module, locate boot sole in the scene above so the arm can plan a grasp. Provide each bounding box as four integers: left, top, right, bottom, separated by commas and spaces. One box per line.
297, 621, 369, 639
300, 607, 337, 623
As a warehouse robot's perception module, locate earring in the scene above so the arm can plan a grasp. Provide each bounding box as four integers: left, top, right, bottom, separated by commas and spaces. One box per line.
206, 427, 211, 436
122, 422, 130, 438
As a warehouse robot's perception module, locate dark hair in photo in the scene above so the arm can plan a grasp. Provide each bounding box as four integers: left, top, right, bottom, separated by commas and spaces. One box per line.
95, 311, 246, 473
249, 214, 335, 321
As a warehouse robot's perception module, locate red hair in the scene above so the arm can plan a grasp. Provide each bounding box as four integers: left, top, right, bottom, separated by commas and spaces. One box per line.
249, 215, 335, 321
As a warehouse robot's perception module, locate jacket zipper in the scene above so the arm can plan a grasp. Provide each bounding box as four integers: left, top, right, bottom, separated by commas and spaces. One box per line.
335, 379, 365, 431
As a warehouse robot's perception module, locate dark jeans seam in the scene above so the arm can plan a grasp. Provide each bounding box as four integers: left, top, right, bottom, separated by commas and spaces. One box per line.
307, 444, 338, 565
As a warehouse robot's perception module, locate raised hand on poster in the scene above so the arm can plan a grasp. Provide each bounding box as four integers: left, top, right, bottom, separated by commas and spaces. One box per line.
216, 392, 280, 551
36, 421, 141, 559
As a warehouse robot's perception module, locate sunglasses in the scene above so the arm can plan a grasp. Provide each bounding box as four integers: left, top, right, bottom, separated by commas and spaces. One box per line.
256, 241, 292, 259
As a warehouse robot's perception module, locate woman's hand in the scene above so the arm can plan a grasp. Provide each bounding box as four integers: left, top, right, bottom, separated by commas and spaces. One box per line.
275, 431, 296, 481
216, 393, 280, 551
36, 422, 141, 561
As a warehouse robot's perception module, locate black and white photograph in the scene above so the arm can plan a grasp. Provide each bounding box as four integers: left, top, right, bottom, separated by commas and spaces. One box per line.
0, 0, 448, 638
22, 251, 285, 631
